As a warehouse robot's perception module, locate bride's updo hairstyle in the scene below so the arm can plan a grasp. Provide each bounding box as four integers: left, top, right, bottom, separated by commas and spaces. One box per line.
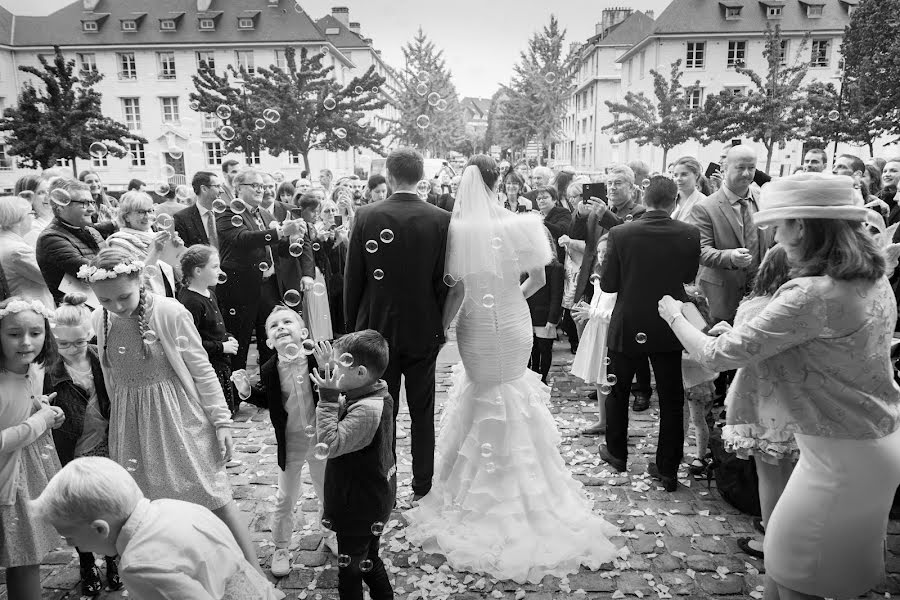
466, 154, 501, 191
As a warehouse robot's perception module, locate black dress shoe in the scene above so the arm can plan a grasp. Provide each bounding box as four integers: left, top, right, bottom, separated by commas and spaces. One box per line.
598, 444, 627, 473
647, 462, 678, 492
632, 394, 650, 412
587, 390, 598, 400
737, 537, 764, 559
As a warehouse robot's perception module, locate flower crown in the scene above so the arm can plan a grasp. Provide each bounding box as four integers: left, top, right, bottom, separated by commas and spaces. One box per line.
77, 261, 145, 283
0, 298, 54, 320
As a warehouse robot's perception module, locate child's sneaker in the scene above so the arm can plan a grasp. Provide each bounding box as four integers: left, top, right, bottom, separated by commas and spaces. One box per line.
323, 532, 339, 557
270, 548, 292, 578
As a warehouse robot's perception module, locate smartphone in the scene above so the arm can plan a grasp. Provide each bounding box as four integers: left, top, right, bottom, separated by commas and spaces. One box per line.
289, 208, 303, 219
334, 215, 343, 227
705, 162, 721, 178
516, 204, 527, 213
583, 182, 608, 202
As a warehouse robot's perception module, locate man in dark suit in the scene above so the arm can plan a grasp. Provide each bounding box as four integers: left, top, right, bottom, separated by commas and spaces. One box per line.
598, 176, 700, 491
217, 168, 306, 371
344, 147, 451, 500
174, 171, 220, 248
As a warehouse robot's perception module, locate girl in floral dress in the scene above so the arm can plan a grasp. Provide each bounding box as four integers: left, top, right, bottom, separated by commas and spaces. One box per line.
79, 247, 259, 569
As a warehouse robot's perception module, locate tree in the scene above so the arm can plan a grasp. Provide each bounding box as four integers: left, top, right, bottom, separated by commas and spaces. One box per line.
696, 26, 810, 171
191, 46, 387, 172
839, 0, 900, 144
496, 16, 577, 158
805, 80, 881, 157
0, 46, 145, 176
603, 60, 698, 170
386, 29, 466, 156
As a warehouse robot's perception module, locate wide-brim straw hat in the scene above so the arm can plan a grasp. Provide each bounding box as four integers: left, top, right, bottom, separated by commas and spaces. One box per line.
753, 172, 869, 226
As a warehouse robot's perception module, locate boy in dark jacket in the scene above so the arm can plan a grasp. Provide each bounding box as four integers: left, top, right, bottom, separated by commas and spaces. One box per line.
311, 330, 395, 600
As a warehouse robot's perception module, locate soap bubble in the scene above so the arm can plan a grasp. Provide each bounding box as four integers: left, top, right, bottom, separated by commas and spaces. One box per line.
599, 383, 612, 395
373, 269, 384, 280
304, 424, 316, 438
589, 273, 601, 286
142, 330, 159, 344
482, 294, 495, 309
218, 125, 235, 141
635, 332, 648, 344
625, 214, 634, 222
828, 109, 840, 122
89, 142, 108, 158
416, 82, 428, 96
338, 352, 354, 367
379, 229, 394, 243
312, 242, 321, 251
167, 146, 183, 160
263, 108, 281, 123
480, 443, 493, 458
333, 127, 347, 139
436, 99, 448, 112
155, 182, 171, 196
641, 179, 651, 189
365, 240, 379, 253
50, 189, 71, 207
484, 462, 497, 474
230, 215, 243, 228
188, 99, 200, 111
217, 272, 228, 284
301, 339, 316, 355
427, 92, 440, 106
443, 274, 457, 287
323, 96, 337, 110
415, 180, 431, 198
354, 85, 364, 94
162, 164, 176, 179
272, 171, 285, 183
283, 343, 301, 360
283, 289, 301, 307
544, 71, 558, 84
321, 517, 333, 530
229, 308, 236, 316
490, 237, 503, 250
371, 86, 380, 94
289, 243, 303, 257
117, 346, 127, 355
604, 356, 611, 366
370, 521, 384, 535
215, 105, 232, 120
156, 213, 174, 229
175, 184, 192, 201
258, 261, 270, 272
254, 118, 266, 131
606, 374, 618, 386
360, 559, 373, 573
337, 554, 351, 568
314, 443, 329, 460
229, 200, 245, 214
212, 199, 227, 213
416, 115, 431, 129
417, 71, 430, 83
313, 282, 327, 296
174, 336, 190, 351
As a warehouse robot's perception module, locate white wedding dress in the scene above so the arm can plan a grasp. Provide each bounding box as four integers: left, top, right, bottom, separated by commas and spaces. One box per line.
404, 166, 620, 584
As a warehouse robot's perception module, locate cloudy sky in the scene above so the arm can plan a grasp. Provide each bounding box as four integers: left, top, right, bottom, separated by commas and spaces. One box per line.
0, 0, 673, 97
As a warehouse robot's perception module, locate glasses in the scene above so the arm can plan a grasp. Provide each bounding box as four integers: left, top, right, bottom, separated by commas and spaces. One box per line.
263, 185, 276, 191
57, 339, 89, 349
204, 184, 223, 189
240, 183, 264, 191
132, 209, 154, 216
70, 200, 94, 208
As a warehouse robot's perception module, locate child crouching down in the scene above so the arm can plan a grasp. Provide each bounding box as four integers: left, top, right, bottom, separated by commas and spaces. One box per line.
312, 330, 396, 600
31, 457, 279, 600
231, 305, 335, 577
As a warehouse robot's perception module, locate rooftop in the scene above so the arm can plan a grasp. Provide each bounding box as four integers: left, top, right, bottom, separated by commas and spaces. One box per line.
315, 13, 368, 49
589, 10, 655, 47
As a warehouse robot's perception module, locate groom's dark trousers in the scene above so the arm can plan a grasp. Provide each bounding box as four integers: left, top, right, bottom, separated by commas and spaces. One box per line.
344, 191, 451, 496
599, 209, 700, 478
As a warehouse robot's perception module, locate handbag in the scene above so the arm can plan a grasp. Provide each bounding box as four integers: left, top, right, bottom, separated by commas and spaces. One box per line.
708, 425, 762, 517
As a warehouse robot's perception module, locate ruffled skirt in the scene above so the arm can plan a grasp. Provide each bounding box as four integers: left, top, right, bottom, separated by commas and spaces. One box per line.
404, 363, 620, 584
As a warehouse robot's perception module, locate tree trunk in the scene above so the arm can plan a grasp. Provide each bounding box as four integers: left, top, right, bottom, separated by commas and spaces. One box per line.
661, 146, 669, 172
71, 157, 78, 178
765, 142, 774, 173
868, 141, 875, 158
302, 151, 311, 176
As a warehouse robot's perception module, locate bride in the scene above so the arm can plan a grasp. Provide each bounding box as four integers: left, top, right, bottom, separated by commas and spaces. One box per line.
404, 155, 619, 584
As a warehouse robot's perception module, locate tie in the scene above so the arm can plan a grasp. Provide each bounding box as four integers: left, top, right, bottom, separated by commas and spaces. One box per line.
252, 210, 275, 277
738, 198, 760, 268
205, 210, 218, 248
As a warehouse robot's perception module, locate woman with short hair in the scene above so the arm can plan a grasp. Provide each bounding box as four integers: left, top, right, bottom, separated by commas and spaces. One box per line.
276, 181, 295, 206
0, 195, 54, 308
659, 173, 900, 600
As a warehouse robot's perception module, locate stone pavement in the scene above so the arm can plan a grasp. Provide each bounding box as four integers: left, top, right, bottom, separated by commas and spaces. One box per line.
3, 340, 899, 600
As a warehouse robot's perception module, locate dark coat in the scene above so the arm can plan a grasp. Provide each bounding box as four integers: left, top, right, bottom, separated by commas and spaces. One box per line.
173, 204, 210, 248
525, 262, 565, 327
542, 205, 572, 262
36, 218, 115, 304
244, 353, 318, 471
263, 201, 315, 297
600, 210, 700, 354
43, 346, 111, 466
344, 192, 451, 355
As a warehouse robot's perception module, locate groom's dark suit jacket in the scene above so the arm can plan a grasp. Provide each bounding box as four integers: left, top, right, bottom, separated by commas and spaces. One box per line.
600, 210, 700, 354
344, 191, 451, 355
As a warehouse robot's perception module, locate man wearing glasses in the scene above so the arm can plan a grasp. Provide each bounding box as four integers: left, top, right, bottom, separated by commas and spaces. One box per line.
37, 178, 114, 304
174, 171, 222, 248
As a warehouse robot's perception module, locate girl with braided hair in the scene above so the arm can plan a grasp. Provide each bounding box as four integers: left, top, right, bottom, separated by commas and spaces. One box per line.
79, 247, 260, 570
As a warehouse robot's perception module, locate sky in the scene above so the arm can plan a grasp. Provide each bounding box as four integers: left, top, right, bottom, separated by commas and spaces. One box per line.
0, 0, 673, 97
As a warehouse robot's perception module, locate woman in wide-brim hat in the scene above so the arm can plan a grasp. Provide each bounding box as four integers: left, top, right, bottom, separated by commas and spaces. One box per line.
658, 172, 900, 600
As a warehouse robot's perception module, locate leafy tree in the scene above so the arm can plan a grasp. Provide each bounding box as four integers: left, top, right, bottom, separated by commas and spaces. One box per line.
0, 46, 145, 176
386, 29, 466, 156
496, 16, 576, 158
603, 60, 698, 170
839, 0, 900, 144
191, 46, 386, 172
805, 80, 881, 157
483, 88, 508, 153
695, 25, 810, 171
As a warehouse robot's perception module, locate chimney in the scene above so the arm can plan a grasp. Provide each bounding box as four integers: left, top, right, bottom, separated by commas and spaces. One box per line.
331, 6, 350, 27
595, 22, 603, 36
646, 10, 655, 19
197, 0, 212, 11
349, 21, 361, 34
362, 37, 373, 45
83, 0, 100, 10
600, 6, 633, 37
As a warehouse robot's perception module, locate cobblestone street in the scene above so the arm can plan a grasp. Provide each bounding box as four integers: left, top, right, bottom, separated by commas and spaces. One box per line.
3, 341, 899, 600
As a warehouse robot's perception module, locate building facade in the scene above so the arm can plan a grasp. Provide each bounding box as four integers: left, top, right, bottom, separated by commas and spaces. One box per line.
0, 1, 399, 192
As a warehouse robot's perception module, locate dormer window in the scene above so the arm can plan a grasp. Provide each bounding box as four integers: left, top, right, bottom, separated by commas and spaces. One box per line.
199, 18, 215, 30
725, 6, 742, 19
325, 27, 340, 35
82, 21, 98, 32
807, 4, 824, 17
767, 6, 782, 17
238, 17, 255, 29
122, 19, 137, 31
160, 19, 176, 30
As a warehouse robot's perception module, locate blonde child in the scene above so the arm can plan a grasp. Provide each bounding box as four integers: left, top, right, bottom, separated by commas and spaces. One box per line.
45, 292, 121, 595
78, 246, 258, 568
31, 457, 279, 600
177, 245, 240, 417
231, 305, 334, 577
0, 296, 64, 600
680, 285, 718, 476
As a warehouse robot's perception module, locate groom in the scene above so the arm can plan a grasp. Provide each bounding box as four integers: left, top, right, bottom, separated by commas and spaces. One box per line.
344, 147, 452, 500
597, 176, 700, 491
